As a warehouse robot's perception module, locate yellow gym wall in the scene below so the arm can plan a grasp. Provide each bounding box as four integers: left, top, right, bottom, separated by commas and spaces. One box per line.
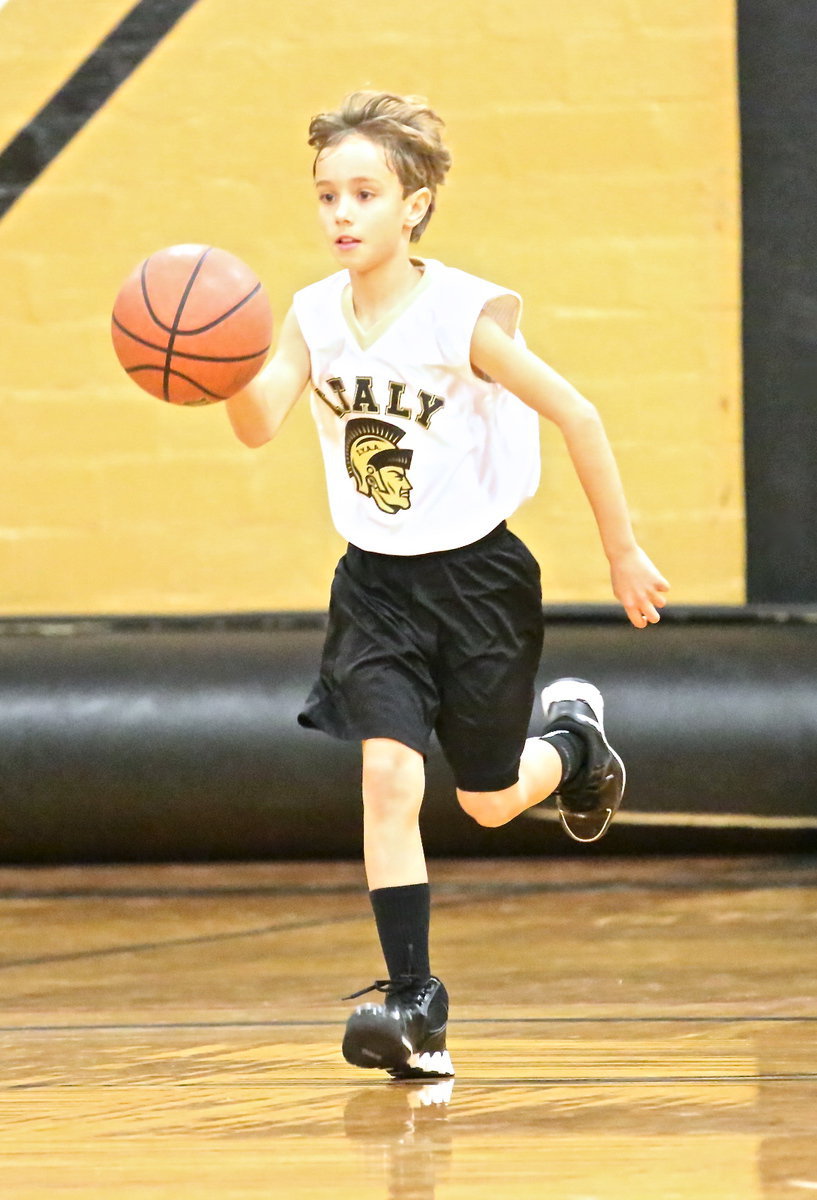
0, 0, 743, 614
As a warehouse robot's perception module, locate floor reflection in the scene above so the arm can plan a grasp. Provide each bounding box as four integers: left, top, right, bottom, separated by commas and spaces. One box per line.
344, 1080, 454, 1200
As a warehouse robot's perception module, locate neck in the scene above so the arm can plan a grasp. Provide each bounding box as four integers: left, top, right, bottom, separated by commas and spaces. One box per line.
348, 253, 422, 328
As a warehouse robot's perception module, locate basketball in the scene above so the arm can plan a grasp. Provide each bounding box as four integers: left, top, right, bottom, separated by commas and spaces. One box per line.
111, 244, 273, 406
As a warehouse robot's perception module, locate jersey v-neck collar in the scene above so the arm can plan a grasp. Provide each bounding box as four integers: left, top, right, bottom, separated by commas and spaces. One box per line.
341, 258, 433, 351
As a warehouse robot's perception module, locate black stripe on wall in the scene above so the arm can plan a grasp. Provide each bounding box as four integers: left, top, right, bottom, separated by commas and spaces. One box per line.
738, 0, 817, 603
0, 0, 201, 220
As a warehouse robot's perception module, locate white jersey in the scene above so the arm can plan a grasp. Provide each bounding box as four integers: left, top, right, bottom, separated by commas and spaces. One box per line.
292, 257, 541, 555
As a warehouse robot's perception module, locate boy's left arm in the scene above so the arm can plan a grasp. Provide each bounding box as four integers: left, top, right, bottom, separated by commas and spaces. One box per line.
471, 315, 670, 629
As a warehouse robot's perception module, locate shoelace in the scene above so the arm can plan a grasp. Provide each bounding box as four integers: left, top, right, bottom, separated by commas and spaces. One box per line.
342, 973, 423, 1002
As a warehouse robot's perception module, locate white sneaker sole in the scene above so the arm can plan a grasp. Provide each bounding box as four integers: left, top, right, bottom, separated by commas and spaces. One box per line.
540, 678, 605, 728
408, 1049, 454, 1077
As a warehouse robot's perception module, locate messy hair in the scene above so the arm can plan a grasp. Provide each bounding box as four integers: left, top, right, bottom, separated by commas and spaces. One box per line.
308, 91, 452, 242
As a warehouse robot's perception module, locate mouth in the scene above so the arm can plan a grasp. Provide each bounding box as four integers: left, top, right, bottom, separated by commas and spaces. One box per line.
335, 236, 361, 248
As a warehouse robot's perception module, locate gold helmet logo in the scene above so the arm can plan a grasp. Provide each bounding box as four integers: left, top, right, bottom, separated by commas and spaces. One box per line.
344, 418, 414, 514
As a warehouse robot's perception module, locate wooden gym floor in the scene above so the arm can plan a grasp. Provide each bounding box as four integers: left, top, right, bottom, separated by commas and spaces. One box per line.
0, 854, 814, 1198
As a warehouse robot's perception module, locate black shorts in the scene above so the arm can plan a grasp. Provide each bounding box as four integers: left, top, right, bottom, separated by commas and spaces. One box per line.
297, 523, 544, 792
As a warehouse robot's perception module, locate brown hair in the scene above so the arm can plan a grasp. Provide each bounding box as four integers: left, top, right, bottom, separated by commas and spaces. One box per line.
308, 91, 452, 242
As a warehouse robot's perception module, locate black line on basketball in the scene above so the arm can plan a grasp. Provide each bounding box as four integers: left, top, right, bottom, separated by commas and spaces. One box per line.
175, 282, 263, 335
126, 363, 228, 401
112, 313, 269, 362
139, 258, 174, 335
163, 248, 212, 401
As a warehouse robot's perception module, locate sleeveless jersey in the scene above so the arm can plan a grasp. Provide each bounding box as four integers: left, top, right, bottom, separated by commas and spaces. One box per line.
291, 257, 541, 555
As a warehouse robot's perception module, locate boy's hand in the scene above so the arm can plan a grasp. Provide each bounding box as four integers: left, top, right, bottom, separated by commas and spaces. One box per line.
609, 546, 670, 629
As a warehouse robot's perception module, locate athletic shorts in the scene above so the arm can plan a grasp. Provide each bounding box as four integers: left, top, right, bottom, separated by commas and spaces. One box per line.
297, 522, 545, 792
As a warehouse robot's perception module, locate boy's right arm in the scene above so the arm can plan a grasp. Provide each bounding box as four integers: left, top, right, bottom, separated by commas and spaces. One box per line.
225, 306, 311, 448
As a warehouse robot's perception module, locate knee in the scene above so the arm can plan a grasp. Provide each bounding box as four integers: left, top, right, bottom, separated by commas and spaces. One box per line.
456, 789, 509, 828
362, 740, 424, 823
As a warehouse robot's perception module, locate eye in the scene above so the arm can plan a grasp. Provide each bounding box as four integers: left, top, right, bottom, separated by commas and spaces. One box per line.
318, 191, 335, 204
357, 190, 374, 201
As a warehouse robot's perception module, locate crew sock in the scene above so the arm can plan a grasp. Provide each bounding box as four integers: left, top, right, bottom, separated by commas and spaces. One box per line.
369, 882, 431, 982
541, 729, 587, 785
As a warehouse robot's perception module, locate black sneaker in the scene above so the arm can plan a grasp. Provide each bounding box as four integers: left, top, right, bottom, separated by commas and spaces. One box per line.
540, 678, 625, 844
342, 975, 454, 1080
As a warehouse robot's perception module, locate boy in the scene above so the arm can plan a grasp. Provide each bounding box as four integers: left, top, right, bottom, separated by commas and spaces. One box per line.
226, 92, 669, 1081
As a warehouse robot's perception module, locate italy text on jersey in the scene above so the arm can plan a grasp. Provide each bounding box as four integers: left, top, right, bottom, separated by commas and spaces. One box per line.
313, 376, 446, 516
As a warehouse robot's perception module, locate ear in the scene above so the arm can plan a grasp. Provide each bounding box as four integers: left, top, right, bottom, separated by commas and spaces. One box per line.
405, 186, 432, 232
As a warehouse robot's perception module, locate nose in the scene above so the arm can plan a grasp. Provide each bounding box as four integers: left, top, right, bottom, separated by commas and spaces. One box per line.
335, 194, 352, 223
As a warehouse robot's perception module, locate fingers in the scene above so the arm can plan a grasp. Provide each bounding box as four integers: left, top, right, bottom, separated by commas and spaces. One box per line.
626, 603, 660, 629
626, 584, 670, 629
612, 554, 670, 629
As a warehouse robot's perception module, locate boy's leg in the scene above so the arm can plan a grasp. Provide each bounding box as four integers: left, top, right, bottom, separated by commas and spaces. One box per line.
455, 738, 563, 828
362, 738, 427, 892
362, 737, 431, 981
343, 737, 453, 1079
456, 679, 625, 843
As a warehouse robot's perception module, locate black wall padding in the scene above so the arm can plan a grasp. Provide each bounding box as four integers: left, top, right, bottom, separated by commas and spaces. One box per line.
0, 612, 814, 863
738, 0, 817, 601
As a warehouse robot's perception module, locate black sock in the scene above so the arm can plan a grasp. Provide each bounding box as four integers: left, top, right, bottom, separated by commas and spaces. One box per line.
541, 729, 586, 785
369, 883, 431, 981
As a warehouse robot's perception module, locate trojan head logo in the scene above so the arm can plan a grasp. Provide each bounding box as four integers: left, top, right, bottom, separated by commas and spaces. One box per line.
344, 418, 414, 514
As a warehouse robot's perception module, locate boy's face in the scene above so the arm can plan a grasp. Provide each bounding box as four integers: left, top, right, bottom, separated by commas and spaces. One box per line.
314, 135, 429, 272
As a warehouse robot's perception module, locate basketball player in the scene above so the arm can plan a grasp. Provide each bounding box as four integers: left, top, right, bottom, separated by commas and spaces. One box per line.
225, 92, 669, 1082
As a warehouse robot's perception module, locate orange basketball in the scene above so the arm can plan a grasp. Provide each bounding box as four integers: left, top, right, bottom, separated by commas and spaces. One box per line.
111, 244, 272, 406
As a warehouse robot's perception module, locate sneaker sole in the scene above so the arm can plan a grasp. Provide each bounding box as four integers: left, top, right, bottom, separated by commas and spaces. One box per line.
389, 1049, 455, 1080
